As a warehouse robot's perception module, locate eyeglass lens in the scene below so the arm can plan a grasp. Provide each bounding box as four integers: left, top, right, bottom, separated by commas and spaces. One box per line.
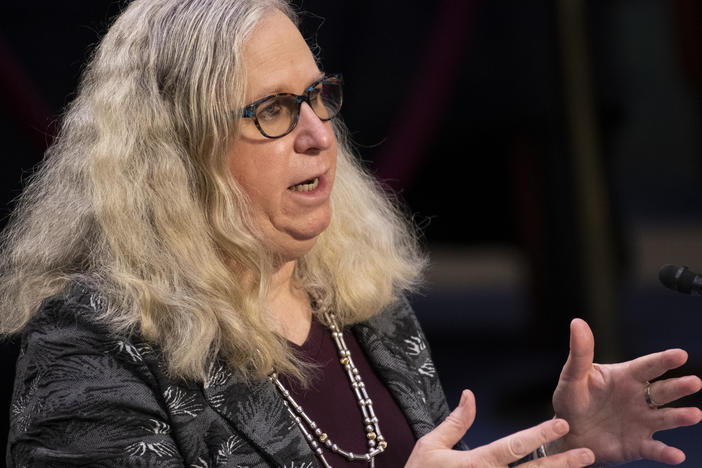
254, 78, 342, 138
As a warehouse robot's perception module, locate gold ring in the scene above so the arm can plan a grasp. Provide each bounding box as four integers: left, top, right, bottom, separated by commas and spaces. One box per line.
644, 382, 660, 410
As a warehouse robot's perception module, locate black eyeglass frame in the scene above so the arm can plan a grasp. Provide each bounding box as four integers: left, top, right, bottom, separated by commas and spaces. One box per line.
239, 73, 343, 139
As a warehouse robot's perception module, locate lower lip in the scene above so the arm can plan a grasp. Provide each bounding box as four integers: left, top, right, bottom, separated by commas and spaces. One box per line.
287, 175, 331, 205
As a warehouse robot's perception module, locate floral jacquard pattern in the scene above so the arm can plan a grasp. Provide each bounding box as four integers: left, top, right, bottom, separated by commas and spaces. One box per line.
7, 285, 456, 467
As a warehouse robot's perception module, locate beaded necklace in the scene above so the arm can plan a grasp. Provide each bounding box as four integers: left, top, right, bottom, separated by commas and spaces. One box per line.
269, 312, 387, 468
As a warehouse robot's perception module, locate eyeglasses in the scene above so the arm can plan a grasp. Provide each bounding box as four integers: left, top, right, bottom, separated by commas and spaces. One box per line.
239, 73, 343, 138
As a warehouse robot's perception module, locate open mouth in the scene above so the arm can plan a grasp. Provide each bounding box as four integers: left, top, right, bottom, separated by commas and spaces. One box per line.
288, 177, 320, 192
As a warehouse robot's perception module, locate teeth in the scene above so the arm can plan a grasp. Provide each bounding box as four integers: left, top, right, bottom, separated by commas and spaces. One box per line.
289, 177, 319, 192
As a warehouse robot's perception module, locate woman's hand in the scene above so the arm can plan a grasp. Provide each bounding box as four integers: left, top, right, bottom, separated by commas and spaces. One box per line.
405, 389, 595, 467
551, 319, 702, 466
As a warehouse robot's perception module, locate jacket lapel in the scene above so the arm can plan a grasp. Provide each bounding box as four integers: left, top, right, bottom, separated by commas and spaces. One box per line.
352, 300, 439, 440
202, 362, 317, 467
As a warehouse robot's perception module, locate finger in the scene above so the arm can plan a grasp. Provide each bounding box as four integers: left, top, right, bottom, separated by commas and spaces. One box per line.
423, 389, 476, 449
650, 407, 702, 432
523, 449, 595, 468
477, 418, 571, 464
639, 439, 686, 465
559, 318, 594, 382
628, 349, 688, 382
648, 375, 702, 407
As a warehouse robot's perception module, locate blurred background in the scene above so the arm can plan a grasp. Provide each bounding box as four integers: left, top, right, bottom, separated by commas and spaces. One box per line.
1, 0, 701, 466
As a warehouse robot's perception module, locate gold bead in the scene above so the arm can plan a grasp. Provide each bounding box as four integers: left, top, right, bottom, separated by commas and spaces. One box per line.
319, 433, 328, 443
366, 432, 377, 440
379, 440, 388, 449
340, 357, 350, 365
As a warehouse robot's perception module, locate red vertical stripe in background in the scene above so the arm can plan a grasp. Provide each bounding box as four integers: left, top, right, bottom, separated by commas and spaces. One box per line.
375, 0, 478, 192
0, 36, 54, 154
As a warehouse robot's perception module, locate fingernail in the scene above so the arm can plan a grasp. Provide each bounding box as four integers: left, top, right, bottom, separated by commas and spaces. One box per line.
553, 419, 568, 435
580, 450, 594, 465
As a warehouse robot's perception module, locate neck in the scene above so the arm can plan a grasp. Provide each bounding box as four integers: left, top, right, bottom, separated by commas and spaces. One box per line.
268, 260, 312, 346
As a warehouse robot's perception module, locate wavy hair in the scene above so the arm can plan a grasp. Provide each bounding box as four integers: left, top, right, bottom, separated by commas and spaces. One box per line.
0, 0, 425, 382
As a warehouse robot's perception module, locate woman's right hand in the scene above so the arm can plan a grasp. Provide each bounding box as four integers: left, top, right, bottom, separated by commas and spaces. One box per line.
405, 389, 595, 467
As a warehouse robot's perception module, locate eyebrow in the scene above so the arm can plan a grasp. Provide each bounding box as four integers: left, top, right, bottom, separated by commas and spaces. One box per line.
249, 72, 326, 102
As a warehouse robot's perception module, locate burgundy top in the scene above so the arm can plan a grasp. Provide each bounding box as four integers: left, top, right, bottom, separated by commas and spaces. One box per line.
279, 314, 416, 467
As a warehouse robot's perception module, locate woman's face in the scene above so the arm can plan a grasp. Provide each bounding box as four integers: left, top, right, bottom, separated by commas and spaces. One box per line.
227, 9, 338, 263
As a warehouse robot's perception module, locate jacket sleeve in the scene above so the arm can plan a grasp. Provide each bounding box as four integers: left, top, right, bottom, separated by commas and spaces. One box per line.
7, 292, 185, 468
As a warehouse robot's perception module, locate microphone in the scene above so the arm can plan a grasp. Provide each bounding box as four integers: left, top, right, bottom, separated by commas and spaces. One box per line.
659, 264, 702, 295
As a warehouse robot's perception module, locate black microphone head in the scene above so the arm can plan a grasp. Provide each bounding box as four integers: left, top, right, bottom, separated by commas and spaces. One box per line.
659, 264, 685, 291
659, 264, 699, 294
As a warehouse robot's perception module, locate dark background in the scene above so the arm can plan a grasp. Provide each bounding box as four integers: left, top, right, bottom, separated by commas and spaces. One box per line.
2, 1, 702, 466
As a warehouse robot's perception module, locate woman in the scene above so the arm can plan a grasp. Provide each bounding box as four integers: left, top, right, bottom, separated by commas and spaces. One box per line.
1, 0, 700, 467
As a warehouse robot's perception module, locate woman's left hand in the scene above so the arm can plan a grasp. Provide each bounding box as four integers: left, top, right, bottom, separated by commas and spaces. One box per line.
550, 318, 702, 467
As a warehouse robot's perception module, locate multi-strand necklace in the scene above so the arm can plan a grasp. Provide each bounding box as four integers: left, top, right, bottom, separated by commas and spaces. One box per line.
269, 311, 387, 468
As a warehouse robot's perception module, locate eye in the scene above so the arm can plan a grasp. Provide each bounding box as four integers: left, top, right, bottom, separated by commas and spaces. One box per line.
308, 86, 322, 104
256, 98, 283, 122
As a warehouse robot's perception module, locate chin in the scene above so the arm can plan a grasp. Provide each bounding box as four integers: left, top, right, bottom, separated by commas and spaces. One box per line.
276, 224, 330, 262
264, 209, 331, 260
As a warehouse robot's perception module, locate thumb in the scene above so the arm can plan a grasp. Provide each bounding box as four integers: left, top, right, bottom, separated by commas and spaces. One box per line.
425, 389, 476, 449
560, 318, 595, 382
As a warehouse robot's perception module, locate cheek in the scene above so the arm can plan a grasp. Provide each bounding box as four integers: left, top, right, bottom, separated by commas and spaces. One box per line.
237, 171, 279, 208
227, 146, 285, 211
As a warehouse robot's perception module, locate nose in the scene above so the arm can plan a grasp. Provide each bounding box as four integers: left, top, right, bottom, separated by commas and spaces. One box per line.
293, 102, 335, 153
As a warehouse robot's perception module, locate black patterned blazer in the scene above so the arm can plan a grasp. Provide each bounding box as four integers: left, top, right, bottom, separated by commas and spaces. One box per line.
7, 286, 455, 467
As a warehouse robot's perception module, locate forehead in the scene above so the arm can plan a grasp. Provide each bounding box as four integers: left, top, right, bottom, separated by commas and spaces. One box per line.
243, 9, 321, 99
